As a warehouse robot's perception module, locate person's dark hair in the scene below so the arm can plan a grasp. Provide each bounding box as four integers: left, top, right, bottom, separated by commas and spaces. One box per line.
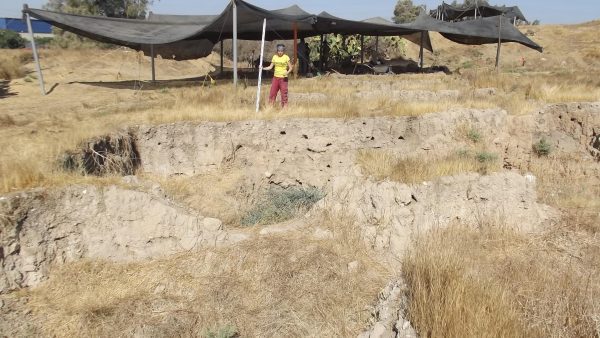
276, 44, 285, 51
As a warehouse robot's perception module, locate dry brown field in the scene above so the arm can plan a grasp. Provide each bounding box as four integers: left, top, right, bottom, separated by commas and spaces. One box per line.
1, 21, 599, 337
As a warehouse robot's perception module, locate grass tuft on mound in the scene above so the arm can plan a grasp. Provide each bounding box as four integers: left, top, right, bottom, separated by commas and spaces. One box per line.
357, 149, 501, 184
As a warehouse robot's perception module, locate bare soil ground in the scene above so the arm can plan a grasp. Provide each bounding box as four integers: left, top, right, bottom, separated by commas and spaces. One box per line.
1, 21, 600, 337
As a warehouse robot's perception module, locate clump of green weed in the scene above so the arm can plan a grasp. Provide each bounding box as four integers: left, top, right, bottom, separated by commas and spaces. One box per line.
241, 186, 324, 226
202, 324, 238, 338
467, 128, 482, 143
475, 151, 497, 163
533, 138, 551, 156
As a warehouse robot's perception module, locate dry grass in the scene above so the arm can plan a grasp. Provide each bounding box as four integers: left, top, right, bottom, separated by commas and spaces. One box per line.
0, 32, 598, 193
528, 155, 600, 233
403, 222, 600, 338
461, 70, 600, 113
357, 149, 501, 184
1, 22, 599, 338
26, 214, 389, 337
402, 150, 600, 338
0, 50, 31, 80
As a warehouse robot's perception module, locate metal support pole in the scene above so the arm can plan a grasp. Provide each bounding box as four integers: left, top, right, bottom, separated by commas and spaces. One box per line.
232, 0, 238, 87
419, 31, 424, 70
496, 15, 502, 71
360, 35, 364, 64
293, 22, 298, 78
220, 40, 224, 74
25, 10, 45, 95
320, 34, 324, 71
150, 44, 156, 82
256, 19, 267, 113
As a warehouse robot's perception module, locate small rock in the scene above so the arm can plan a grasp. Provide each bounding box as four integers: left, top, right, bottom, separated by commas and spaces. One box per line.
370, 322, 391, 338
313, 227, 333, 240
8, 242, 19, 255
0, 299, 4, 309
122, 175, 140, 185
348, 261, 360, 273
264, 171, 273, 179
357, 332, 370, 338
474, 87, 497, 98
524, 173, 536, 183
23, 308, 32, 315
153, 284, 166, 294
203, 218, 223, 231
224, 232, 250, 244
402, 320, 411, 330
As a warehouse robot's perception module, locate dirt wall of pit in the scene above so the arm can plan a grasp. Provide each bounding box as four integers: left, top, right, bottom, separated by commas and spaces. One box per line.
0, 186, 246, 293
1, 102, 598, 294
134, 102, 599, 185
135, 109, 508, 187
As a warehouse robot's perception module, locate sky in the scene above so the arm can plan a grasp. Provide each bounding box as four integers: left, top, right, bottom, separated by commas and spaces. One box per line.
2, 0, 599, 24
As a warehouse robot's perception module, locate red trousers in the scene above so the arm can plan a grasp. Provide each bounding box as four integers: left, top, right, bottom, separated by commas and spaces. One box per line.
269, 76, 288, 107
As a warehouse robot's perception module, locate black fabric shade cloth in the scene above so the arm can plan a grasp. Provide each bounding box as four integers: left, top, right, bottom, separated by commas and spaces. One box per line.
430, 3, 527, 22
23, 0, 540, 61
408, 13, 542, 52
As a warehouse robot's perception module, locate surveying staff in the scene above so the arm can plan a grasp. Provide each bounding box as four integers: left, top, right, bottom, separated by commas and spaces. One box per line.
262, 44, 293, 108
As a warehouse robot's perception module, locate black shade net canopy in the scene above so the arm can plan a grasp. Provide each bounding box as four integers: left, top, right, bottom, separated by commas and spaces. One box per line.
430, 2, 527, 22
408, 13, 542, 52
22, 0, 541, 61
23, 0, 433, 60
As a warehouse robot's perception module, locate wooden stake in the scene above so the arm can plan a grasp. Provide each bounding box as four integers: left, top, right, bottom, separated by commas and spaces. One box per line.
220, 40, 224, 74
150, 44, 156, 82
495, 15, 502, 71
419, 31, 424, 70
293, 22, 298, 79
320, 34, 324, 71
360, 35, 364, 64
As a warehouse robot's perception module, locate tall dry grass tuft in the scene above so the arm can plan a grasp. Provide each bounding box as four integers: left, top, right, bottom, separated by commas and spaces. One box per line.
0, 50, 31, 80
403, 226, 533, 338
527, 155, 600, 233
403, 223, 600, 338
0, 159, 46, 192
357, 150, 500, 184
28, 219, 389, 337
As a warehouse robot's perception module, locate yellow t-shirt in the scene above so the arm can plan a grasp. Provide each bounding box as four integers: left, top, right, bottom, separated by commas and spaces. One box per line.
272, 54, 290, 78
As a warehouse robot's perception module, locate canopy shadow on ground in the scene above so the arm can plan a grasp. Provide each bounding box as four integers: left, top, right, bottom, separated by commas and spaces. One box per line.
70, 76, 218, 91
68, 62, 453, 91
0, 81, 17, 99
70, 67, 267, 90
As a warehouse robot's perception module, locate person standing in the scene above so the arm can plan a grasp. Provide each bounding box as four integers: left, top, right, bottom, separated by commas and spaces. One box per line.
262, 44, 293, 108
